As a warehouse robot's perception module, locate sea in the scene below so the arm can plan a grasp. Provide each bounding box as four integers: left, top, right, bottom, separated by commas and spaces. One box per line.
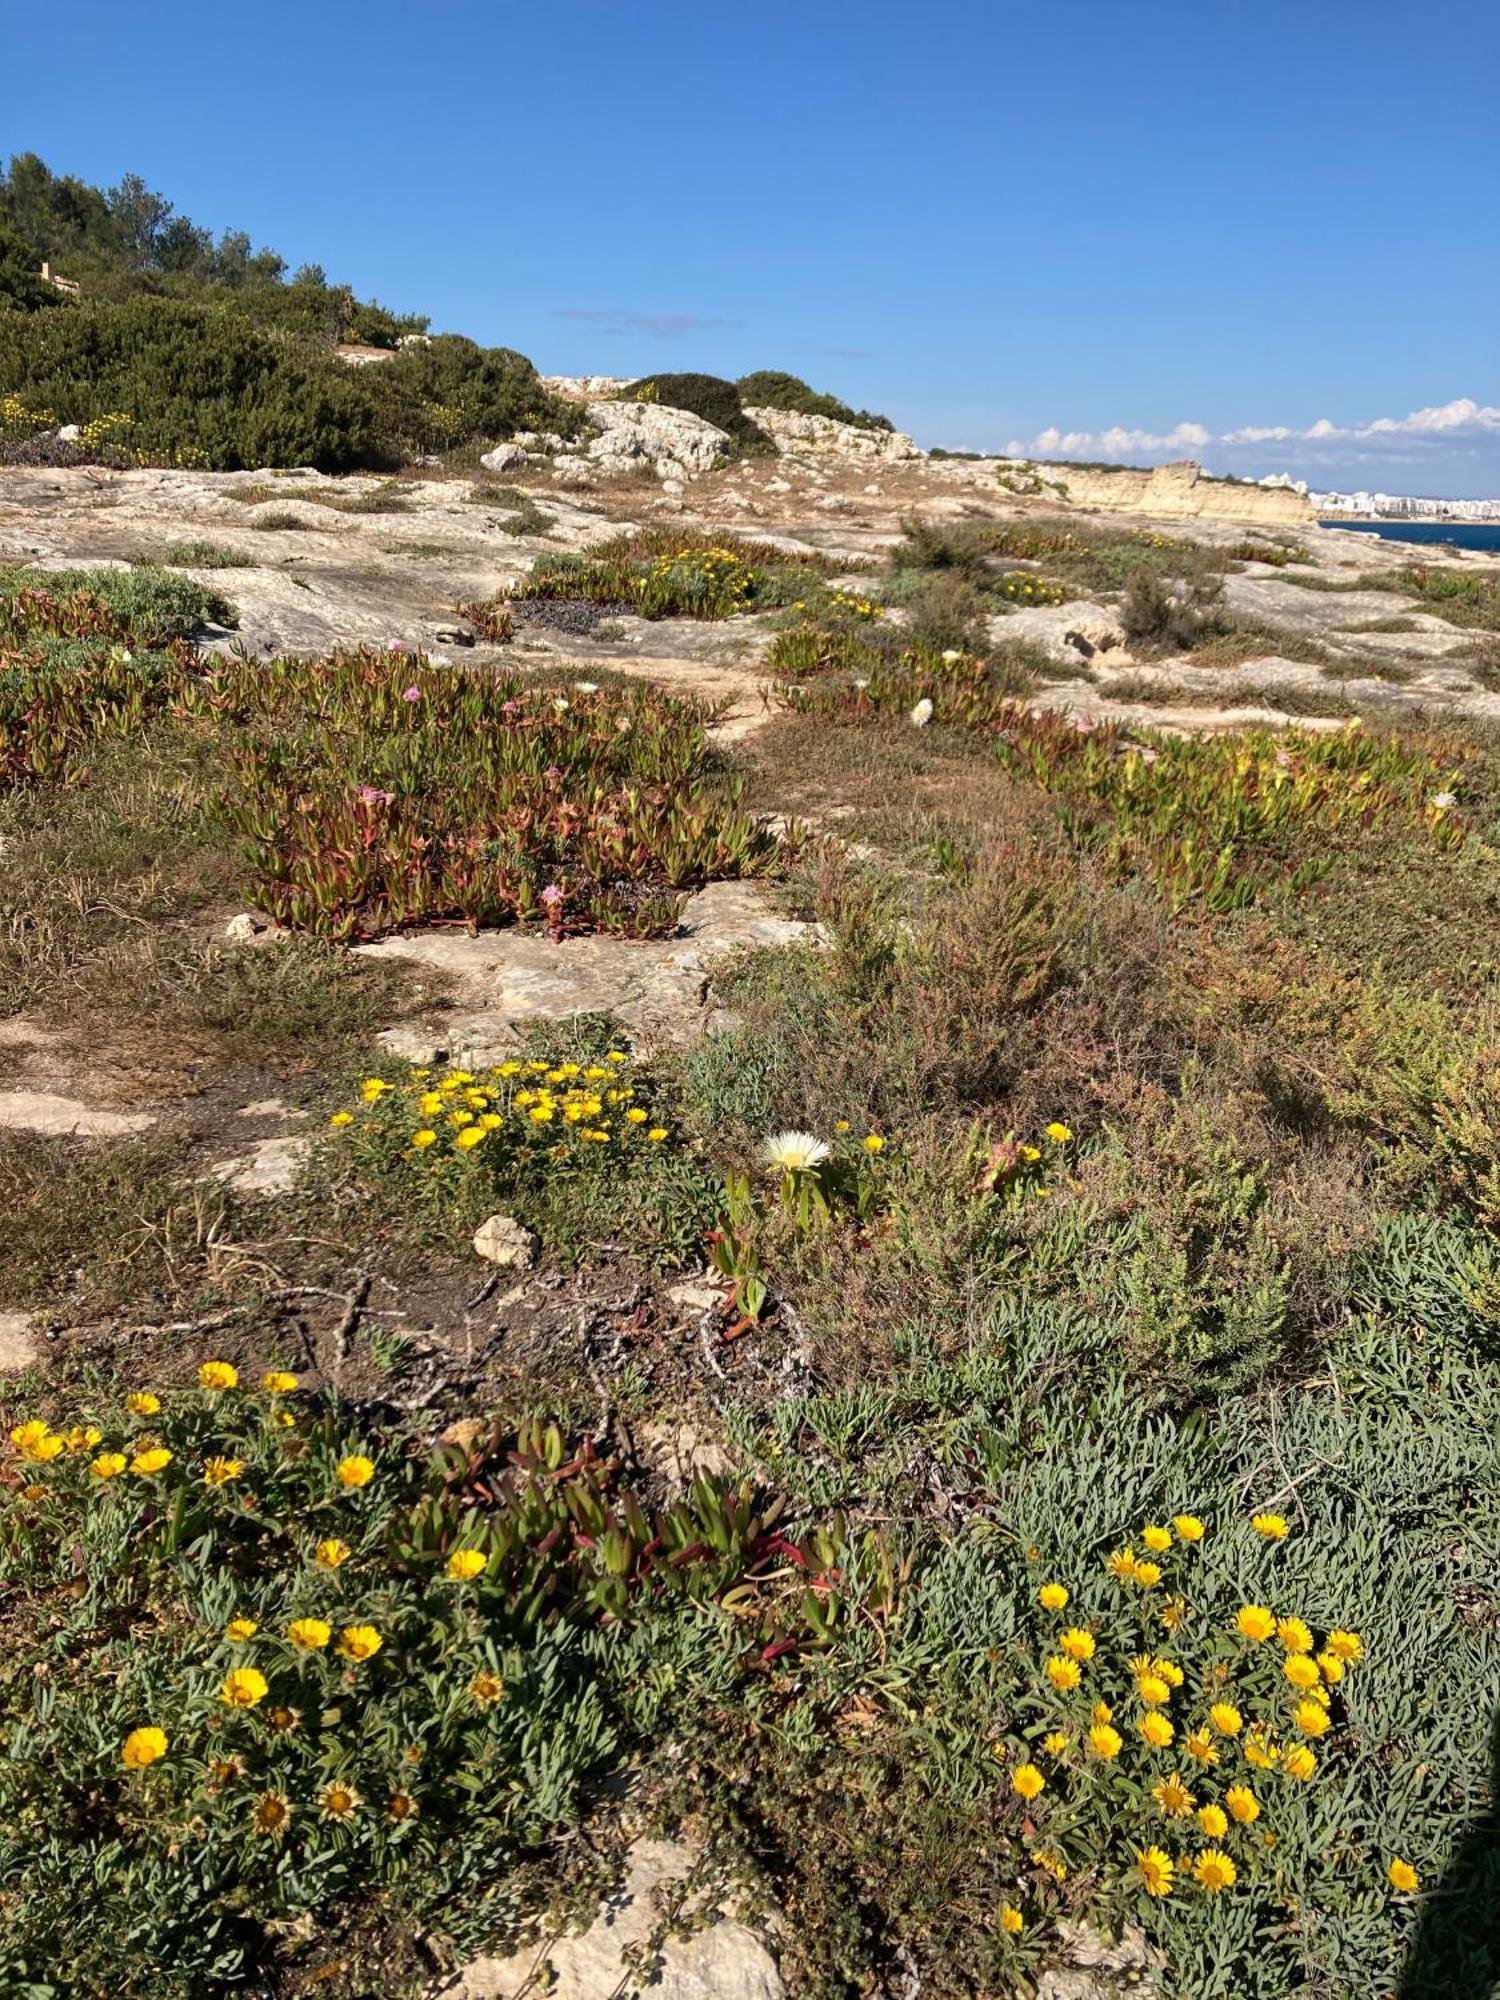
1319, 519, 1500, 555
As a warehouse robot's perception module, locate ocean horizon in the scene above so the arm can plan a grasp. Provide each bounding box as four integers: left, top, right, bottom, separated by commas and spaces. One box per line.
1320, 518, 1500, 555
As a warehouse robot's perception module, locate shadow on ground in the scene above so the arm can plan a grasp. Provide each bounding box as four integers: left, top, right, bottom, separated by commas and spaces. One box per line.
1401, 1708, 1500, 1998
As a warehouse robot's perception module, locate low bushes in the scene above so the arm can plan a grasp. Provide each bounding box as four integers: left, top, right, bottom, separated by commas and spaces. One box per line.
889, 516, 1238, 604
0, 296, 395, 471
989, 710, 1465, 909
379, 335, 579, 454
772, 631, 1466, 911
1121, 569, 1227, 651
717, 1297, 1499, 1998
0, 564, 231, 645
324, 1044, 719, 1262
0, 301, 572, 473
486, 527, 837, 624
0, 568, 230, 788
150, 540, 255, 569
737, 369, 892, 431
1382, 563, 1500, 631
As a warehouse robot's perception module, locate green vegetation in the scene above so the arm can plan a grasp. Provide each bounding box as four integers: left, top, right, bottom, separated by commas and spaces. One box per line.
1121, 568, 1228, 651
0, 563, 231, 643
474, 527, 840, 625
890, 514, 1249, 602
737, 368, 892, 431
0, 155, 574, 470
1, 152, 420, 336
0, 566, 227, 787
1380, 563, 1500, 630
148, 540, 256, 570
4, 543, 1500, 2000
200, 648, 782, 939
327, 1046, 718, 1262
625, 371, 770, 448
2, 1386, 873, 1993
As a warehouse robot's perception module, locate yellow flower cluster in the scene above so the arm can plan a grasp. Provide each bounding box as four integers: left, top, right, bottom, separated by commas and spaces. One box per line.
8, 1364, 306, 1488
0, 393, 57, 441
996, 572, 1067, 607
828, 588, 882, 620
330, 1054, 671, 1158
1003, 1516, 1369, 1904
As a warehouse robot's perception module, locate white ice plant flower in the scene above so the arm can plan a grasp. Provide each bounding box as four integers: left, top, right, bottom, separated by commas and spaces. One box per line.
761, 1131, 830, 1174
573, 680, 599, 694
909, 697, 934, 727
1430, 791, 1457, 810
941, 648, 963, 663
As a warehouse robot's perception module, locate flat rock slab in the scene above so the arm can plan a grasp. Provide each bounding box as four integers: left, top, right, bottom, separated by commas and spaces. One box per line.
0, 1312, 39, 1373
1037, 1918, 1162, 1998
0, 1091, 154, 1139
990, 598, 1129, 664
435, 1838, 782, 2000
210, 1133, 310, 1196
1221, 573, 1455, 637
357, 881, 817, 1049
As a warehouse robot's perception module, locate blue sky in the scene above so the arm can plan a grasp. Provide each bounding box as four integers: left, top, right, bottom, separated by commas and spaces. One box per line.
5, 0, 1498, 493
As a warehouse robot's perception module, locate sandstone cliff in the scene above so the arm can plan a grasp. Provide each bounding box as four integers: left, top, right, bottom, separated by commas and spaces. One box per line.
1041, 459, 1314, 526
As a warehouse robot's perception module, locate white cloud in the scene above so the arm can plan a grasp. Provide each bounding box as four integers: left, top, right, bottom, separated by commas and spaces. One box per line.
1007, 397, 1500, 463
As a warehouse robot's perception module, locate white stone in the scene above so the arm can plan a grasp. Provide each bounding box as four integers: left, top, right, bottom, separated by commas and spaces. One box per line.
743, 406, 920, 462
211, 1134, 309, 1197
224, 911, 273, 941
376, 1026, 448, 1067
436, 1838, 782, 2000
989, 599, 1129, 667
0, 1311, 39, 1373
472, 1214, 537, 1269
666, 1279, 726, 1313
568, 399, 734, 482
358, 881, 821, 1051
1036, 1919, 1162, 1998
0, 1091, 154, 1139
637, 1417, 733, 1488
479, 442, 528, 475
236, 1097, 308, 1121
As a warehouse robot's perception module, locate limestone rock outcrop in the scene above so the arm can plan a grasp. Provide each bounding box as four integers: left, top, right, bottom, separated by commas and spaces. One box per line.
742, 406, 921, 462
550, 400, 734, 484
1043, 459, 1314, 527
435, 1838, 782, 2000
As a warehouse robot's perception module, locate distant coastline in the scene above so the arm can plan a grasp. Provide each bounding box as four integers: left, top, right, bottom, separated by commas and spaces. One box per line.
1320, 518, 1500, 555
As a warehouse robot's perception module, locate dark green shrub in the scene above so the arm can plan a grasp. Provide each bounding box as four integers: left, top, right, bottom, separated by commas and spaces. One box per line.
0, 296, 393, 472
625, 372, 770, 449
0, 221, 59, 310
382, 335, 578, 451
737, 368, 891, 431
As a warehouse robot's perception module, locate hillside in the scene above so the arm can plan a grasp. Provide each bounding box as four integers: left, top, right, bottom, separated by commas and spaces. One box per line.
1, 158, 1498, 2000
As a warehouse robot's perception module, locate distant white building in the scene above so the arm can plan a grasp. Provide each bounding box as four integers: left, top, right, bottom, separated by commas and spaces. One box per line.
1312, 486, 1500, 521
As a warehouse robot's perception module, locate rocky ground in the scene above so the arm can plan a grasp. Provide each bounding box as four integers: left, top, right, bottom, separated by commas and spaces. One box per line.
3, 436, 1497, 1997
4, 445, 1497, 730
